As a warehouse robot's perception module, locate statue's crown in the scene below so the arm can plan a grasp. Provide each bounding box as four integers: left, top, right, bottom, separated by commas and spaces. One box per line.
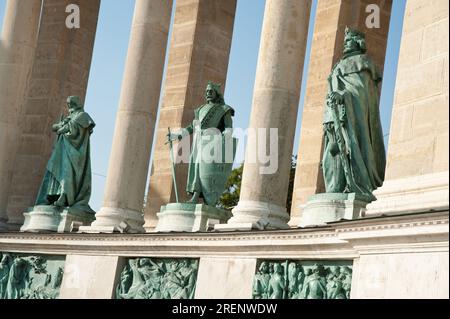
344, 26, 365, 39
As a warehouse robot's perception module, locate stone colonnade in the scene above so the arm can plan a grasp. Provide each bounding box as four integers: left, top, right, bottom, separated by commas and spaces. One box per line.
0, 0, 43, 230
0, 0, 447, 233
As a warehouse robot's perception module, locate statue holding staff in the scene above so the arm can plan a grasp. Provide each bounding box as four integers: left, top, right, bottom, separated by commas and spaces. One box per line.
167, 81, 236, 206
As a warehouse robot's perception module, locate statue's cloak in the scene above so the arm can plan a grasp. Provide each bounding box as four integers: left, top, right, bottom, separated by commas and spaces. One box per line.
35, 111, 95, 213
322, 53, 386, 198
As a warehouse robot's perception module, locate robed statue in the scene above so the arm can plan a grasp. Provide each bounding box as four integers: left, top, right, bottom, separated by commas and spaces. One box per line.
168, 82, 236, 206
35, 96, 95, 214
322, 27, 386, 201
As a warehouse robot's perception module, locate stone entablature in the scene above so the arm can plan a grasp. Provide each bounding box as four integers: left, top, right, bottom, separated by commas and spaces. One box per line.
0, 211, 447, 299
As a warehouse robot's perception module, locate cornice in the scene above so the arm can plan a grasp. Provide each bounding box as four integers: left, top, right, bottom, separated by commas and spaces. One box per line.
0, 211, 447, 257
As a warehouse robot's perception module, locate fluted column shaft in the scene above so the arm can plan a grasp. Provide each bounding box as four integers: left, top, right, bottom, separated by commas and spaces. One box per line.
89, 0, 173, 233
0, 0, 42, 230
226, 0, 312, 230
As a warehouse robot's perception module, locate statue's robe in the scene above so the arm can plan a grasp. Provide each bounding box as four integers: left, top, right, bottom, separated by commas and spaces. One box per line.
35, 111, 95, 213
185, 102, 234, 205
322, 53, 386, 200
0, 259, 10, 299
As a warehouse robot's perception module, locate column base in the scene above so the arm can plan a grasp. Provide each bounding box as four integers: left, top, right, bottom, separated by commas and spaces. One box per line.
155, 203, 232, 232
143, 216, 158, 232
6, 222, 23, 231
214, 200, 290, 231
0, 220, 8, 232
299, 193, 370, 227
287, 207, 305, 227
79, 206, 145, 233
7, 215, 26, 231
366, 171, 449, 216
20, 205, 95, 233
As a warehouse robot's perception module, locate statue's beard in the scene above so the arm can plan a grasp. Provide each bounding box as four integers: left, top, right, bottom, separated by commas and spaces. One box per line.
343, 46, 357, 54
343, 47, 362, 58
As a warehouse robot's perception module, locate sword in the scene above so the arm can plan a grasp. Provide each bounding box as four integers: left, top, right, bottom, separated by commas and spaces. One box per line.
166, 127, 179, 203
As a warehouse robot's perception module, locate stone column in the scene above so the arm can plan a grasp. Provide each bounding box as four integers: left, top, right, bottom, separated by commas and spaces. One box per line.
367, 0, 449, 215
85, 0, 173, 233
0, 0, 42, 230
216, 0, 312, 231
5, 0, 100, 230
289, 0, 392, 226
143, 0, 237, 230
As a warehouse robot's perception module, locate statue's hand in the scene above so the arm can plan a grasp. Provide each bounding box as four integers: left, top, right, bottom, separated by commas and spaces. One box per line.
57, 125, 69, 135
52, 123, 61, 132
167, 132, 182, 142
328, 91, 344, 105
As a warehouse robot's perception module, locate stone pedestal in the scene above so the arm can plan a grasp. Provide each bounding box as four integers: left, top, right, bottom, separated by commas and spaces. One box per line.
20, 205, 95, 233
299, 193, 370, 227
366, 172, 449, 216
155, 203, 231, 233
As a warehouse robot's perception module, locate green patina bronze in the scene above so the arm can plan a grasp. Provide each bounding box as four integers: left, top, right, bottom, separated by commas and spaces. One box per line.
253, 260, 352, 299
116, 257, 198, 299
168, 82, 236, 206
36, 96, 95, 214
322, 27, 386, 201
0, 252, 65, 299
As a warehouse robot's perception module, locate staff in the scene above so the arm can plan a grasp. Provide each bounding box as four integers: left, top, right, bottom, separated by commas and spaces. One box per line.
166, 127, 179, 203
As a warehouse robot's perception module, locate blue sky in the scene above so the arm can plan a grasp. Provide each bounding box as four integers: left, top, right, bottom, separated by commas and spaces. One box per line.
0, 0, 406, 212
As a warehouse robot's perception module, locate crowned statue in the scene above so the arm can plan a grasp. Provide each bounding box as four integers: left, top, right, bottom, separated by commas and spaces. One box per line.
301, 27, 386, 226
322, 27, 386, 201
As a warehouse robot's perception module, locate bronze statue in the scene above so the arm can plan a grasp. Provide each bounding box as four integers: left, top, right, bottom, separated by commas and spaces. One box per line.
168, 82, 236, 206
35, 96, 95, 214
322, 27, 386, 201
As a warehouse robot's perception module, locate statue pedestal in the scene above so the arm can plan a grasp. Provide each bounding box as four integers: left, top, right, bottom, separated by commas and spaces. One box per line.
20, 205, 95, 233
299, 193, 371, 227
155, 203, 232, 232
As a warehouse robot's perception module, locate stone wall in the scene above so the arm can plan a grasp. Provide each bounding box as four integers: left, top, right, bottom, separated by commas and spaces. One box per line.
367, 0, 449, 216
384, 0, 448, 178
1, 211, 447, 299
